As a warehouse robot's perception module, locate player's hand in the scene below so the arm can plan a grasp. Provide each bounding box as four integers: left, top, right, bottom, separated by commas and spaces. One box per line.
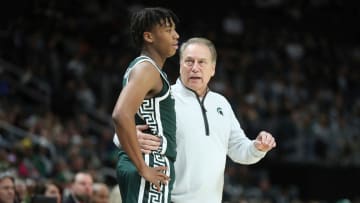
136, 124, 161, 154
140, 165, 169, 191
254, 131, 276, 152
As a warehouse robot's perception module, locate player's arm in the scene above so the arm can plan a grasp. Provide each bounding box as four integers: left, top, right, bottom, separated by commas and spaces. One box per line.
112, 62, 168, 190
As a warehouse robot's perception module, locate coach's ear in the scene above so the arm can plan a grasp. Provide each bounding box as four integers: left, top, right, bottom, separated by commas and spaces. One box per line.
143, 32, 153, 43
210, 63, 216, 77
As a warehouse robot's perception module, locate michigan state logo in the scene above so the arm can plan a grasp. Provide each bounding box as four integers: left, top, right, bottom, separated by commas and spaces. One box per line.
217, 107, 223, 116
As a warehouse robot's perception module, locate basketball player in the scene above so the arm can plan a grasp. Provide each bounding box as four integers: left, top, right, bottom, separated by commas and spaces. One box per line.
111, 7, 179, 203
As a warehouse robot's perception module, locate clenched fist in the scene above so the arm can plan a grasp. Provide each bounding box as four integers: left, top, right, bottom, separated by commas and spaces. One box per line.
254, 131, 276, 152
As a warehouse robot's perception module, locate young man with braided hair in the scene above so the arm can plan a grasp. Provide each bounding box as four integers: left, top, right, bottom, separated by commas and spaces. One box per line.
111, 7, 180, 203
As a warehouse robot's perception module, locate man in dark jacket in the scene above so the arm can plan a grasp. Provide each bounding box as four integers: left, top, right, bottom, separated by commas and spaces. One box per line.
62, 172, 93, 203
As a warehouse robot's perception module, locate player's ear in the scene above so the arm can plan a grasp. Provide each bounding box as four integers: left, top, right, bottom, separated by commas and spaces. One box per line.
143, 32, 153, 43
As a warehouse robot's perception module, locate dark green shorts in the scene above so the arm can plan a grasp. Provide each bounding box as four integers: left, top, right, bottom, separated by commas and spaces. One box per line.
116, 150, 175, 203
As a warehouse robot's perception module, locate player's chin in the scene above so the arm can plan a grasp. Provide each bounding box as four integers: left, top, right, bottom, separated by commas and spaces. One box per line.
167, 50, 177, 57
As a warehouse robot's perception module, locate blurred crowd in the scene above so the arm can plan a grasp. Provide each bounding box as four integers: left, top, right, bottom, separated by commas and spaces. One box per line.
0, 170, 121, 203
0, 0, 359, 202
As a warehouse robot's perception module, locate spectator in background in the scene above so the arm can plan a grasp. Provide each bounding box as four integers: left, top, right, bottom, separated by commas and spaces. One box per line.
33, 180, 62, 203
14, 178, 29, 203
62, 172, 93, 203
91, 183, 110, 203
0, 171, 17, 203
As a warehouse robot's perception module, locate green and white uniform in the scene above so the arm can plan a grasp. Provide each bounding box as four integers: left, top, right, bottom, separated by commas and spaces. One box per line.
115, 56, 176, 203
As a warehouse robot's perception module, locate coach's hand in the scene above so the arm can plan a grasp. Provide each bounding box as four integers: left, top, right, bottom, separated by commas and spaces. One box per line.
254, 131, 276, 152
136, 124, 161, 154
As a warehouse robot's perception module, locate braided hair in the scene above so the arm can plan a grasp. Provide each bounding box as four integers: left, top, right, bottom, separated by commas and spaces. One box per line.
130, 7, 179, 48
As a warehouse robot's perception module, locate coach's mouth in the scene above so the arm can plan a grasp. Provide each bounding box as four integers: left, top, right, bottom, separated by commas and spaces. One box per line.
189, 76, 201, 81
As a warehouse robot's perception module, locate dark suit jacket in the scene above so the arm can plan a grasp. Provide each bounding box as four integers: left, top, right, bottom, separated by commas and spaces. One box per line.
62, 194, 78, 203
